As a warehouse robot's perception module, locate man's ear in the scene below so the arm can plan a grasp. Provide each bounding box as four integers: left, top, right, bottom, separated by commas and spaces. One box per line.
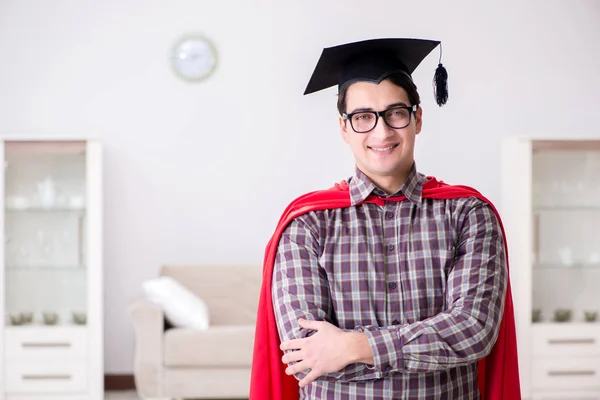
340, 115, 350, 143
415, 106, 423, 135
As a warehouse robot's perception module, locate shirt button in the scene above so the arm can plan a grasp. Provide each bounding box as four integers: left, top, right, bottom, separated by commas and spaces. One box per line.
387, 244, 394, 251
386, 211, 394, 219
388, 282, 397, 290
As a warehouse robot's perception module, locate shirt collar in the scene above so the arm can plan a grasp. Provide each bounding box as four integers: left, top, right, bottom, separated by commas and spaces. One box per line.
348, 163, 425, 206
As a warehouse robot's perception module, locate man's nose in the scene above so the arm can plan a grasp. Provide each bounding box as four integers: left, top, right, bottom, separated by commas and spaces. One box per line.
370, 114, 395, 137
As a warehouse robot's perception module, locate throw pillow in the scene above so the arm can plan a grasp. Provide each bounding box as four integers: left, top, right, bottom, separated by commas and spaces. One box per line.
142, 276, 210, 330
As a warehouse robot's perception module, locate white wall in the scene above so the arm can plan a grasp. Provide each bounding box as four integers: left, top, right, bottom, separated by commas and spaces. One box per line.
0, 0, 598, 373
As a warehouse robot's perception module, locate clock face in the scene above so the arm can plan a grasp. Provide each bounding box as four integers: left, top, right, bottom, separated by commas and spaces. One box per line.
171, 36, 218, 82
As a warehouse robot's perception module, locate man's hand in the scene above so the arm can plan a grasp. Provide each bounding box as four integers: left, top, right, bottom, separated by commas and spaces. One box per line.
279, 318, 370, 388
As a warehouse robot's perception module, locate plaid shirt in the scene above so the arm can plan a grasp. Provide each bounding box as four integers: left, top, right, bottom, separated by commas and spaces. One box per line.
272, 165, 507, 400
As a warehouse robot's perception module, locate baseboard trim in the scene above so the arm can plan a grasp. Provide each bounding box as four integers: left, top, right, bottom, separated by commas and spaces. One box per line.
105, 374, 135, 390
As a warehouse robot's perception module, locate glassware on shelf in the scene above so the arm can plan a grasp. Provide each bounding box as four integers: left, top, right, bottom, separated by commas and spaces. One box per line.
72, 311, 87, 325
20, 311, 33, 324
588, 252, 600, 265
557, 247, 574, 266
35, 177, 57, 209
5, 195, 30, 210
532, 309, 543, 323
554, 309, 572, 322
69, 195, 85, 209
7, 312, 34, 325
585, 310, 598, 322
9, 313, 23, 326
42, 311, 59, 325
15, 244, 30, 267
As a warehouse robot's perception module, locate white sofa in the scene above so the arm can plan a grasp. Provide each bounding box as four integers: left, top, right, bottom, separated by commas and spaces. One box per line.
128, 264, 261, 400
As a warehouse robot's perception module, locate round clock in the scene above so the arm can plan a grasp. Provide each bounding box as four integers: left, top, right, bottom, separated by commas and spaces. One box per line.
170, 35, 218, 82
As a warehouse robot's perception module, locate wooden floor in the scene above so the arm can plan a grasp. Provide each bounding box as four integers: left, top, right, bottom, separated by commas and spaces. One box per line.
105, 391, 247, 400
105, 392, 141, 400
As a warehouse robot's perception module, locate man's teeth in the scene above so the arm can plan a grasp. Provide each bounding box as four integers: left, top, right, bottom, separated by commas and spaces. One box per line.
371, 145, 395, 152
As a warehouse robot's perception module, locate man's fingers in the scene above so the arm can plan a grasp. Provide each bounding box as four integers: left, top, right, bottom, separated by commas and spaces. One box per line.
298, 318, 321, 330
279, 319, 323, 352
299, 368, 321, 388
285, 360, 309, 376
282, 349, 303, 364
280, 338, 304, 351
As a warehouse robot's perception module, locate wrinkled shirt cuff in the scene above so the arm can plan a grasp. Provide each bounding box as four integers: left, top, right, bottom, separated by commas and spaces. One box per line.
363, 327, 405, 373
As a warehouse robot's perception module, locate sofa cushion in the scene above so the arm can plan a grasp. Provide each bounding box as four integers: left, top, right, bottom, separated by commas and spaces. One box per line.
164, 325, 255, 368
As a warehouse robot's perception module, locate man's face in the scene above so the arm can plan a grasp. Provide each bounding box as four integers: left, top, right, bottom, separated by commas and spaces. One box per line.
339, 79, 422, 183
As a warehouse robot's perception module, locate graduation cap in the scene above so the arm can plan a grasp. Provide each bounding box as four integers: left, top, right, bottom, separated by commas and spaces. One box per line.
304, 38, 448, 106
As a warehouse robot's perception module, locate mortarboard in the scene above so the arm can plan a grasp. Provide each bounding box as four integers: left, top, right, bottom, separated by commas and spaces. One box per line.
304, 38, 448, 106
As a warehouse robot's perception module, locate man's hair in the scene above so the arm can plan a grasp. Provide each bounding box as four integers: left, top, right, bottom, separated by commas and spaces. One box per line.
336, 72, 421, 115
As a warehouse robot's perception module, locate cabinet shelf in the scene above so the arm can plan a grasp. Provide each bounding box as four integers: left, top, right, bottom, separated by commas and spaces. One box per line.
533, 263, 600, 270
532, 321, 600, 326
534, 205, 600, 211
5, 207, 85, 213
5, 265, 86, 271
5, 323, 87, 329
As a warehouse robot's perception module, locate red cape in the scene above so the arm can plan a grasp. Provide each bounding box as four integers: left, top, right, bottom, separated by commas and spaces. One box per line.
250, 177, 521, 400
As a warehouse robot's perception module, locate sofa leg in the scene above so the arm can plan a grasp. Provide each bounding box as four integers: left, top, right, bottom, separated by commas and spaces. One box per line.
142, 398, 178, 400
143, 397, 183, 400
143, 398, 179, 400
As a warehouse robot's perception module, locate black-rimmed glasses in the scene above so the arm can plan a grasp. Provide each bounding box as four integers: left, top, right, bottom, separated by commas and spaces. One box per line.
342, 104, 418, 133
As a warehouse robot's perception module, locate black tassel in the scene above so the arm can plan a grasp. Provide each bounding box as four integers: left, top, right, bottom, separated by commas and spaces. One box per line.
433, 63, 448, 106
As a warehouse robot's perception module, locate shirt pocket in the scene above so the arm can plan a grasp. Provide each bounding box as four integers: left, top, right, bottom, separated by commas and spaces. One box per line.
405, 248, 455, 322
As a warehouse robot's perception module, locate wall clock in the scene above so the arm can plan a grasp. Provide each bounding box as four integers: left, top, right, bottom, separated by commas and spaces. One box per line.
170, 35, 218, 82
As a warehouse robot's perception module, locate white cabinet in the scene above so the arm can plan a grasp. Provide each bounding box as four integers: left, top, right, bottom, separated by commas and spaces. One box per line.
502, 138, 600, 400
0, 140, 103, 400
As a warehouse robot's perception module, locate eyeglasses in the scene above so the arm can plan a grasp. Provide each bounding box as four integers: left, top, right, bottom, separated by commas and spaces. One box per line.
342, 105, 418, 133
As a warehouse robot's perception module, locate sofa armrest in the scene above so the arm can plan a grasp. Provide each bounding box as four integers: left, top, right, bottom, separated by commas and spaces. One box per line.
128, 296, 165, 398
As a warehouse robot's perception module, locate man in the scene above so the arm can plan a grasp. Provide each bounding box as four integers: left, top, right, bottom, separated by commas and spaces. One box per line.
250, 38, 520, 399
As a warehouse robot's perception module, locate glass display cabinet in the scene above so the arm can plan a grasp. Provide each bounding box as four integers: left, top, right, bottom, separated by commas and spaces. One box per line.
0, 139, 103, 400
502, 137, 600, 400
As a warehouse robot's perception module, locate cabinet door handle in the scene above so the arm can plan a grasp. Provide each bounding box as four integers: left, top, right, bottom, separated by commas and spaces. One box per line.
21, 342, 71, 348
547, 370, 596, 376
547, 338, 595, 345
22, 374, 72, 380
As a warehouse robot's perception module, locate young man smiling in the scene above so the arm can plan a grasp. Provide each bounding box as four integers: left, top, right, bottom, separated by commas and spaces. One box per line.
250, 38, 521, 400
339, 78, 421, 194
